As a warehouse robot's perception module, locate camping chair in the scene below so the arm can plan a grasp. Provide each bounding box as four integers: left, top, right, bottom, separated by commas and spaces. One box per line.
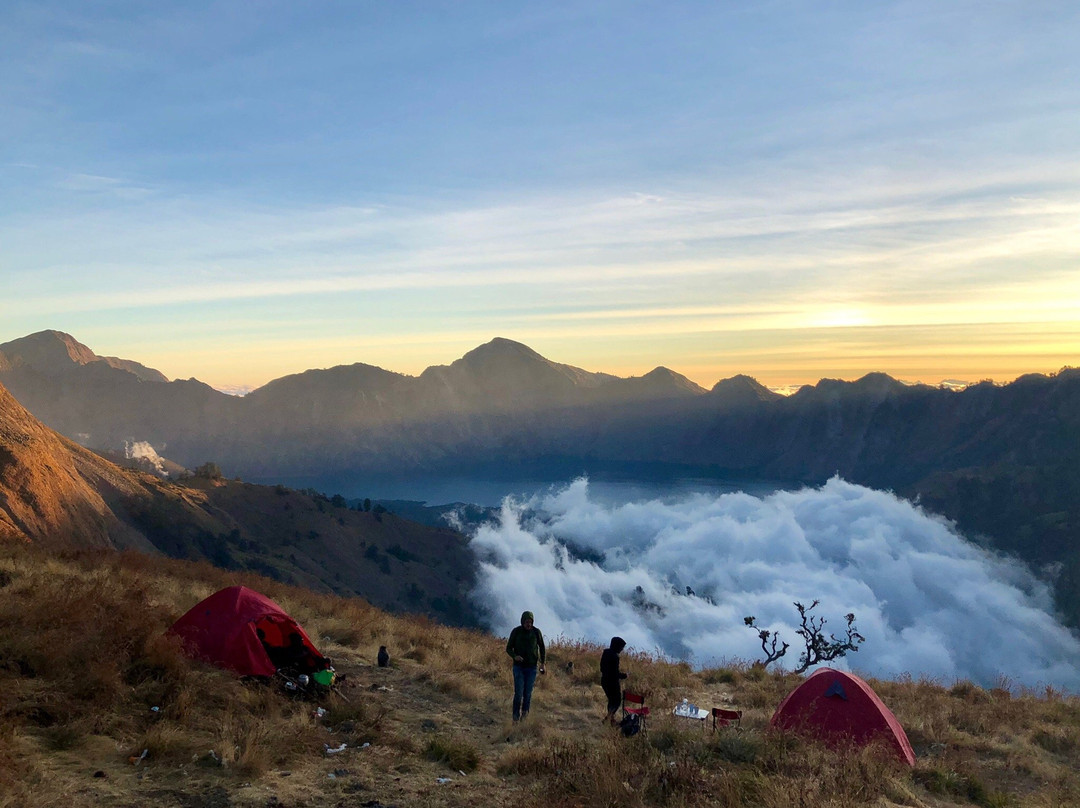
622, 691, 650, 735
711, 707, 743, 732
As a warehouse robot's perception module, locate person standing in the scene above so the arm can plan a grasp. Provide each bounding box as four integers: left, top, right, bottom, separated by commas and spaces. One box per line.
600, 636, 628, 724
506, 610, 546, 722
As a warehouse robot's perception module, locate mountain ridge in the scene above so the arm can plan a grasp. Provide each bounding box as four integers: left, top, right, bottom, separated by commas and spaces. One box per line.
2, 329, 1078, 626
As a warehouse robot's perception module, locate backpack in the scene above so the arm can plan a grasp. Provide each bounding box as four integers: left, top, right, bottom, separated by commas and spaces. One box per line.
619, 713, 641, 737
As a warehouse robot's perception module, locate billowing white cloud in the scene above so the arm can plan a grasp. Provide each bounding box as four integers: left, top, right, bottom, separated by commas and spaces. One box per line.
467, 477, 1080, 691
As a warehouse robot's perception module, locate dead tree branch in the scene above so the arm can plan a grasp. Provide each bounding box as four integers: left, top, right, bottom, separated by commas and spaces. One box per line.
745, 601, 865, 673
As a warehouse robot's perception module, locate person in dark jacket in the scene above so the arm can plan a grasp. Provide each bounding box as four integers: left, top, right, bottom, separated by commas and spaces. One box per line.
377, 646, 390, 667
600, 636, 628, 724
506, 610, 545, 722
281, 631, 325, 674
257, 628, 287, 670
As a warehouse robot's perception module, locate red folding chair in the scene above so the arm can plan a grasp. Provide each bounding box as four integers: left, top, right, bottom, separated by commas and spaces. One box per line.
622, 691, 650, 734
711, 707, 742, 731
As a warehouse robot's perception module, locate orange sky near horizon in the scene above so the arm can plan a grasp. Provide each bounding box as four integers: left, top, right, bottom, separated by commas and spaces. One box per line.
101, 317, 1077, 394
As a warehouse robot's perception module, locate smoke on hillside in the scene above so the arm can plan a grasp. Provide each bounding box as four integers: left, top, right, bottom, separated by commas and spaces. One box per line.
465, 477, 1080, 691
123, 440, 168, 477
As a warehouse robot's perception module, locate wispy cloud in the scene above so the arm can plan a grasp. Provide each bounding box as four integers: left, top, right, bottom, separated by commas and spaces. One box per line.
54, 172, 153, 199
7, 164, 1078, 322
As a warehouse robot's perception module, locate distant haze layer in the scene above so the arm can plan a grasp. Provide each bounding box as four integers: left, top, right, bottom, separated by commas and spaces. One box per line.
468, 478, 1080, 691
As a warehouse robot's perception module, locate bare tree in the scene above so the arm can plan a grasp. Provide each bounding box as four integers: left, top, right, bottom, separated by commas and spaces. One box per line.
744, 600, 865, 673
744, 615, 789, 668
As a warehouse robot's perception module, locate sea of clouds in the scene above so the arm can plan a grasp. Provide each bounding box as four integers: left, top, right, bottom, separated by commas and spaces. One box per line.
464, 477, 1080, 691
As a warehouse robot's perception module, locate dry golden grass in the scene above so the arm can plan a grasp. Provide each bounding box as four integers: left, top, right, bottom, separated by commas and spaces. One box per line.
1, 540, 1078, 807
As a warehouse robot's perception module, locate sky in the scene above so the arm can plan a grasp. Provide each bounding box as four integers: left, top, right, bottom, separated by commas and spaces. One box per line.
2, 1, 1079, 391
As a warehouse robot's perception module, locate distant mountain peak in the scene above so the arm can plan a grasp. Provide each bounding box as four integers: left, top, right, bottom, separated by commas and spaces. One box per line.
415, 338, 619, 412
642, 366, 679, 380
428, 337, 601, 383
631, 366, 708, 395
709, 374, 781, 404
0, 329, 99, 369
789, 372, 909, 402
248, 361, 407, 400
0, 330, 168, 382
852, 372, 908, 394
458, 337, 547, 365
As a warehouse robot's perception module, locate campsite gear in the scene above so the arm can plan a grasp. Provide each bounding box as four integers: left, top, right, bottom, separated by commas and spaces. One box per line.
674, 699, 709, 722
711, 707, 743, 731
619, 713, 642, 737
277, 664, 340, 701
770, 667, 916, 766
621, 691, 650, 734
167, 585, 326, 678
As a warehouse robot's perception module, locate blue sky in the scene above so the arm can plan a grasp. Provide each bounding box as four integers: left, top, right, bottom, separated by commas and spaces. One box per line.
2, 1, 1079, 390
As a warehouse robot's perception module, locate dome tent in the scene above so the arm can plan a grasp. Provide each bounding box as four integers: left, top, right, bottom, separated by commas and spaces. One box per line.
770, 667, 916, 766
168, 585, 324, 678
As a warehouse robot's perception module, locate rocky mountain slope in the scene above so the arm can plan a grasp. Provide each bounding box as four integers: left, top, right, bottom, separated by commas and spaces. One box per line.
0, 382, 157, 552
0, 380, 476, 624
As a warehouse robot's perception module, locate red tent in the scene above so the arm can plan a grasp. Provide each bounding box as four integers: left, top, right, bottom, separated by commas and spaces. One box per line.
167, 585, 323, 677
770, 668, 916, 766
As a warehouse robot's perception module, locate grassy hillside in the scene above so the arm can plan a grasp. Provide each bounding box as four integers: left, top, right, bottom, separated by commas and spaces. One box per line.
1, 543, 1077, 808
125, 476, 478, 625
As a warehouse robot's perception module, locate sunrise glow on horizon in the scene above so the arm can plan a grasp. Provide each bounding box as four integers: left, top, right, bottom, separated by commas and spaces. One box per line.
3, 3, 1078, 391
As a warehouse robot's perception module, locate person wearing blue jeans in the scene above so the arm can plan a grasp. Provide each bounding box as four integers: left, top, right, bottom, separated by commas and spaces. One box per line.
506, 610, 546, 721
